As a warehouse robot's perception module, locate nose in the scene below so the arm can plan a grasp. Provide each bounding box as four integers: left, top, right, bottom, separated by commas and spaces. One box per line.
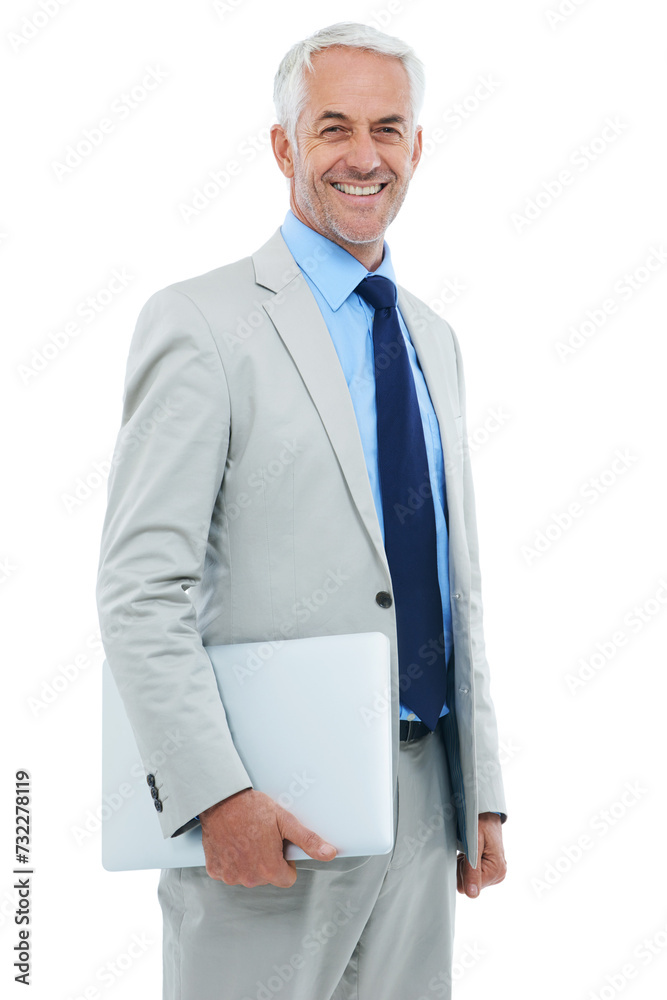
343, 129, 382, 175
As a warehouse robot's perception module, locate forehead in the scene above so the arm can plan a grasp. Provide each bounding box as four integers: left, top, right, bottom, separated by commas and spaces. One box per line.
302, 46, 412, 121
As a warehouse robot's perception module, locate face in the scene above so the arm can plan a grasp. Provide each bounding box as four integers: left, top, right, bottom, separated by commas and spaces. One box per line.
271, 46, 422, 268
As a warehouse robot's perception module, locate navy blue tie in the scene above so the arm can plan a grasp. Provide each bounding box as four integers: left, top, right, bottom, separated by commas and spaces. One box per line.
355, 275, 447, 731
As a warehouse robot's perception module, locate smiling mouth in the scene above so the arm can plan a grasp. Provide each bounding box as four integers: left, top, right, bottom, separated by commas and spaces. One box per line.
331, 182, 387, 196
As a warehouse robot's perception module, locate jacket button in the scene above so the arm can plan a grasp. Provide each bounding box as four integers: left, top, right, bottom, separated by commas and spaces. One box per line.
146, 774, 156, 787
376, 591, 393, 609
154, 800, 163, 812
151, 786, 159, 800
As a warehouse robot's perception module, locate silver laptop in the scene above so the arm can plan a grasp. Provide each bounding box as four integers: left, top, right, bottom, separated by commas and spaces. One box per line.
102, 631, 394, 871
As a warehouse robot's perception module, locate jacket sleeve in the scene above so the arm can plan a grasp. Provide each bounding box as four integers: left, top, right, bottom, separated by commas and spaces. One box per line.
96, 286, 252, 838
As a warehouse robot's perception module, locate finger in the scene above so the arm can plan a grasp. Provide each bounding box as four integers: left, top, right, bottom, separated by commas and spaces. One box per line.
480, 849, 508, 888
466, 870, 482, 896
230, 860, 297, 889
278, 810, 337, 861
456, 853, 467, 894
458, 853, 482, 898
262, 855, 298, 888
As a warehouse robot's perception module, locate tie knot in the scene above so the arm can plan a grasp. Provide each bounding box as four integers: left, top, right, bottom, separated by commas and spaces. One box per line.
354, 275, 397, 311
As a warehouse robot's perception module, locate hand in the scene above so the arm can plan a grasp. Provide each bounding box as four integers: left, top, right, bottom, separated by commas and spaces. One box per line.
199, 788, 338, 887
456, 812, 507, 898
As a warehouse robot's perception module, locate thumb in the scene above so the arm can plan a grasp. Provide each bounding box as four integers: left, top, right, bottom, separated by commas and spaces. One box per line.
457, 852, 482, 898
278, 808, 337, 862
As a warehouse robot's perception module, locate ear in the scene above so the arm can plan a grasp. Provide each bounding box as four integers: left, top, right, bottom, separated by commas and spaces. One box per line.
410, 125, 423, 175
270, 123, 295, 179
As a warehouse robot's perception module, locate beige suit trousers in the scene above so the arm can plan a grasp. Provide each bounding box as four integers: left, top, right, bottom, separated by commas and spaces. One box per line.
157, 718, 458, 1000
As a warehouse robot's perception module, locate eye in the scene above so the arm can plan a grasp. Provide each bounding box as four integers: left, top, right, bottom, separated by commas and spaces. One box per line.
377, 127, 400, 135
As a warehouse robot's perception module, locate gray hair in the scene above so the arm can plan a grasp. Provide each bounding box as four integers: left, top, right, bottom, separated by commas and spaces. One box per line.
273, 22, 425, 145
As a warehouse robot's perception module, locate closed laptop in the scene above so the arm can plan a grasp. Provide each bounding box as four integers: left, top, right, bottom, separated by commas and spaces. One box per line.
102, 631, 394, 871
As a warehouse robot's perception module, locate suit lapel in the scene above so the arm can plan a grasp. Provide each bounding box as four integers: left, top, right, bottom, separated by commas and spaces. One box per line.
251, 229, 464, 572
252, 229, 389, 574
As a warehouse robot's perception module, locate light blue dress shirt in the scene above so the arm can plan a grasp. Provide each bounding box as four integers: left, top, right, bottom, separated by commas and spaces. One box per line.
280, 209, 452, 724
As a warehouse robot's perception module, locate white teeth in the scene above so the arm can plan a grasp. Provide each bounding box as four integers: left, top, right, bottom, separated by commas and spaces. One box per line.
332, 182, 383, 196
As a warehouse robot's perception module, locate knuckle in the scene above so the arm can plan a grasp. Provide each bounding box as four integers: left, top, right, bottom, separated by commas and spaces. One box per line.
300, 830, 319, 851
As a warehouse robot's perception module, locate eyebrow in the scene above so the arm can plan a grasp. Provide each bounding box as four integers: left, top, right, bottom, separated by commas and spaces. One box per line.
313, 111, 409, 127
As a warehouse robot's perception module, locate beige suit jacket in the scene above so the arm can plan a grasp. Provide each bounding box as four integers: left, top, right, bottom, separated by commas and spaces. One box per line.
96, 226, 507, 870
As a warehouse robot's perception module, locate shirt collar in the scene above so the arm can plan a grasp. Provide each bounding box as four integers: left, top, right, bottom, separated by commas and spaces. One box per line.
280, 209, 398, 312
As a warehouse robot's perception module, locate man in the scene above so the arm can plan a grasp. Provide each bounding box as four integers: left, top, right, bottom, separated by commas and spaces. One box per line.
96, 21, 507, 1000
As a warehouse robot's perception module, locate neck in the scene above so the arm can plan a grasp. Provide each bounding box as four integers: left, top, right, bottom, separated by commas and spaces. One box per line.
288, 204, 386, 272
335, 237, 385, 272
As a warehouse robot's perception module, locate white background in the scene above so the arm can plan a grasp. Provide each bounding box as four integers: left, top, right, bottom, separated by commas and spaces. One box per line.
2, 0, 666, 998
